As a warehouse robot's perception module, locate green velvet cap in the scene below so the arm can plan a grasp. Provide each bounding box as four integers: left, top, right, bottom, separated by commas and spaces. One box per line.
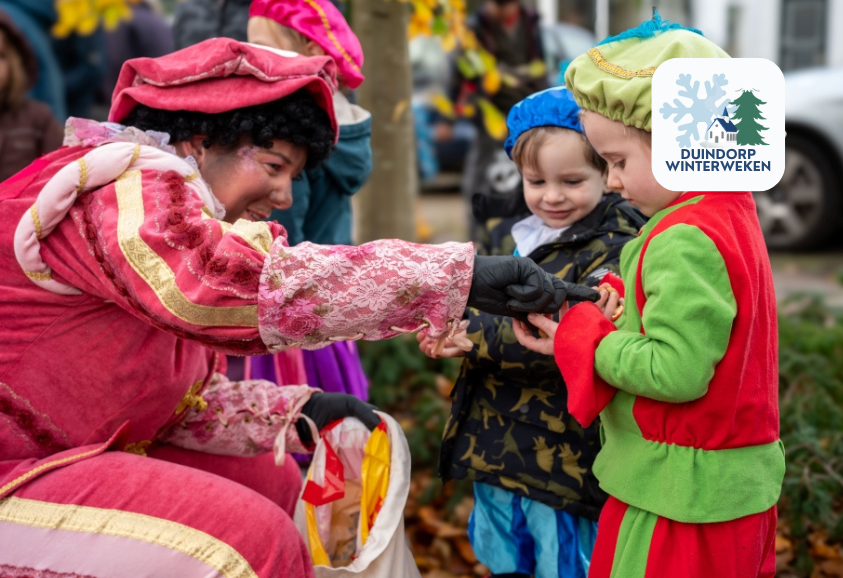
565, 17, 730, 132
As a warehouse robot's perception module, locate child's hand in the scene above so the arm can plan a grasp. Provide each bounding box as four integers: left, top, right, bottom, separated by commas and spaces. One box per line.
416, 332, 468, 359
595, 283, 624, 322
513, 310, 564, 355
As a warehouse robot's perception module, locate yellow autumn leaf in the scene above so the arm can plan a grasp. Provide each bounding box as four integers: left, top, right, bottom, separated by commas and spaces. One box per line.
430, 92, 456, 119
478, 50, 496, 74
482, 68, 501, 95
440, 32, 457, 52
392, 99, 410, 123
477, 98, 507, 140
527, 59, 547, 79
501, 72, 520, 88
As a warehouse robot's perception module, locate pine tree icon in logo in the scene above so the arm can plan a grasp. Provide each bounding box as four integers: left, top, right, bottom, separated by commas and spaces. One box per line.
732, 89, 769, 146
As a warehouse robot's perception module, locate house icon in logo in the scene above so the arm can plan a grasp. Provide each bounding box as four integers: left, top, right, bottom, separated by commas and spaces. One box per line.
705, 106, 738, 146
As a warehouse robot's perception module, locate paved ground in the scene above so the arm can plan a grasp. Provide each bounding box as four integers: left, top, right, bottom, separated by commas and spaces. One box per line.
418, 191, 843, 307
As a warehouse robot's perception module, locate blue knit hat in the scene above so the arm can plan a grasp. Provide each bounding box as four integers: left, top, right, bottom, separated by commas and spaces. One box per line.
504, 86, 583, 158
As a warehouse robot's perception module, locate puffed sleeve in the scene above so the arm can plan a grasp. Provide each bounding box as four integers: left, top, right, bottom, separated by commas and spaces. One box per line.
28, 144, 473, 355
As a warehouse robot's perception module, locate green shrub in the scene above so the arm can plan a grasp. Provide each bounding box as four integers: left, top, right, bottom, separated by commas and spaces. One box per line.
778, 293, 843, 575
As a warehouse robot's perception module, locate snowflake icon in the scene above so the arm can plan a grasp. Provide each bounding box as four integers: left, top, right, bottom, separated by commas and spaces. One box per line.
659, 73, 736, 147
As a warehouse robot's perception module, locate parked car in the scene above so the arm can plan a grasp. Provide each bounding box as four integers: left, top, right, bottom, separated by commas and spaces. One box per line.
755, 67, 843, 250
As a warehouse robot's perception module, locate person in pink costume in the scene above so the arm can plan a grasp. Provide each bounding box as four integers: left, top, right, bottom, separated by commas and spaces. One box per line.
0, 39, 591, 576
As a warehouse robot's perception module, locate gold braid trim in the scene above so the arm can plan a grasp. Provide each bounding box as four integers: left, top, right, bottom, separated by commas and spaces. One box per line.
0, 497, 259, 578
0, 446, 103, 496
77, 158, 88, 193
115, 170, 258, 327
24, 270, 52, 281
185, 172, 200, 182
303, 0, 361, 74
587, 47, 656, 79
130, 143, 141, 166
124, 440, 152, 456
29, 205, 42, 240
175, 380, 208, 415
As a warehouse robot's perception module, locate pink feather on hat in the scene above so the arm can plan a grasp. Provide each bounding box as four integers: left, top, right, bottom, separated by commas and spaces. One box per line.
109, 38, 339, 142
249, 0, 365, 89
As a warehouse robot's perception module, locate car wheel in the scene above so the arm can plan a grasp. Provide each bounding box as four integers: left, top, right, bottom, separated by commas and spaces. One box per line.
753, 133, 842, 250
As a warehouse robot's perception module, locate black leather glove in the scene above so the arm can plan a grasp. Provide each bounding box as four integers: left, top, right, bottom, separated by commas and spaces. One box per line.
295, 393, 380, 447
467, 255, 599, 318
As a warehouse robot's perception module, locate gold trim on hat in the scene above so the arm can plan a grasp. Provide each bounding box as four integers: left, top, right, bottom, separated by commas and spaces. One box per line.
303, 0, 361, 74
587, 47, 656, 79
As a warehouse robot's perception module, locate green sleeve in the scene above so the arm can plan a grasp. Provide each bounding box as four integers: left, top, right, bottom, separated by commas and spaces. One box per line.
594, 224, 737, 403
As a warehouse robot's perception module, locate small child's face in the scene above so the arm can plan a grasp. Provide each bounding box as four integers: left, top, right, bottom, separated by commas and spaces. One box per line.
521, 131, 607, 229
581, 111, 681, 217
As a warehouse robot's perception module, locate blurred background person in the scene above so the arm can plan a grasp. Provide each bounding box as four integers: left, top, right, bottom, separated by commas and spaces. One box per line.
0, 8, 62, 182
94, 0, 173, 120
173, 0, 250, 49
460, 0, 548, 241
0, 0, 65, 119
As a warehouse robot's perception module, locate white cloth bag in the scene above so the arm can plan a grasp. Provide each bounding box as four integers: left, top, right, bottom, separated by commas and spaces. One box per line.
294, 411, 421, 578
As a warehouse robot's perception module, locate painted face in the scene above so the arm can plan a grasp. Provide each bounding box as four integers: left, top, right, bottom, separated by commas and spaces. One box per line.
581, 111, 682, 217
520, 130, 607, 229
191, 138, 307, 223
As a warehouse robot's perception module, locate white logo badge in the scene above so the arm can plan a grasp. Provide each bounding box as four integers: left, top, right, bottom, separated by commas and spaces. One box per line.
651, 58, 784, 192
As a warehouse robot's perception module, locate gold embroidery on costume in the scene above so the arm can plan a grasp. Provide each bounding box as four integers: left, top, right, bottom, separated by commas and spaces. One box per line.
23, 270, 52, 281
114, 170, 258, 327
175, 380, 208, 415
0, 497, 260, 578
77, 158, 88, 193
587, 47, 656, 79
229, 220, 273, 256
185, 173, 200, 182
130, 143, 141, 166
29, 205, 42, 240
0, 446, 103, 496
303, 0, 361, 74
124, 440, 152, 456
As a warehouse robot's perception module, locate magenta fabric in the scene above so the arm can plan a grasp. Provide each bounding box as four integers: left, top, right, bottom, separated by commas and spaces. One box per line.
146, 444, 303, 516
9, 451, 314, 578
249, 0, 365, 89
108, 37, 338, 139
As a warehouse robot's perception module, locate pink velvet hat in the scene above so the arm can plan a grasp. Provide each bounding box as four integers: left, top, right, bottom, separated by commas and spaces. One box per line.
109, 38, 338, 140
249, 0, 365, 89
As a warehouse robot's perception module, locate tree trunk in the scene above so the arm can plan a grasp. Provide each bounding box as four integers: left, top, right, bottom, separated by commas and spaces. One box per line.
352, 0, 418, 243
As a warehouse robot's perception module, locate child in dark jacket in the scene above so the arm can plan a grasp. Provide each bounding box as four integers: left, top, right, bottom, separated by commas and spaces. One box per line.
0, 9, 62, 182
419, 87, 645, 578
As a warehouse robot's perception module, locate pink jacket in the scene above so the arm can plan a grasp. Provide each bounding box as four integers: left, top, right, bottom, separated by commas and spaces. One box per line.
0, 126, 473, 496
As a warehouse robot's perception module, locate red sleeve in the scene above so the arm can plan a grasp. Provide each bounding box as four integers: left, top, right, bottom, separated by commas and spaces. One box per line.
553, 303, 618, 427
599, 271, 625, 298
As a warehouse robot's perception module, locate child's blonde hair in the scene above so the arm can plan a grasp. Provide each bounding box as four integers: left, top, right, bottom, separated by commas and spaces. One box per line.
511, 126, 608, 175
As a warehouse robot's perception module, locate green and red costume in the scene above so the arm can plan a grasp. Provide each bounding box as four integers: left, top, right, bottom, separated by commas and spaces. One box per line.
553, 191, 784, 578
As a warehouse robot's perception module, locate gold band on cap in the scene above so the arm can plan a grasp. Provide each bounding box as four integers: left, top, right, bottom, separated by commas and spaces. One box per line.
587, 47, 656, 79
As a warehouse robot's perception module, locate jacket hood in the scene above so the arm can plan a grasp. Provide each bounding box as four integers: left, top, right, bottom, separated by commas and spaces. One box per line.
0, 7, 38, 90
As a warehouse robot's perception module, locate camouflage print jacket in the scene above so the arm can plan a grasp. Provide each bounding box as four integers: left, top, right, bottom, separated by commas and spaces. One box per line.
438, 193, 646, 520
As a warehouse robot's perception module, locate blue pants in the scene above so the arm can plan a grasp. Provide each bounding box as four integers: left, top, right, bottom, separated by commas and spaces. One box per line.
468, 482, 598, 578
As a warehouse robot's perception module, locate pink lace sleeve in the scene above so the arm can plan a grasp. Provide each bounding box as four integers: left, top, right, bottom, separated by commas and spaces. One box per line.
258, 239, 475, 352
158, 372, 318, 465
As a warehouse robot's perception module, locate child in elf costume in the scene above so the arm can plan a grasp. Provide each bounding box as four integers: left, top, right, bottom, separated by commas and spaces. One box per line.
420, 86, 644, 578
230, 0, 372, 399
514, 14, 784, 578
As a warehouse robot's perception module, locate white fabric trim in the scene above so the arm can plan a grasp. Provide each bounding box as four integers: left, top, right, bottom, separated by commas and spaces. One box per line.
511, 214, 570, 257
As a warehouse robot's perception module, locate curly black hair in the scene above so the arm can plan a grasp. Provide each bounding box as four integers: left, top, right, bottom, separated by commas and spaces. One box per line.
122, 89, 335, 169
